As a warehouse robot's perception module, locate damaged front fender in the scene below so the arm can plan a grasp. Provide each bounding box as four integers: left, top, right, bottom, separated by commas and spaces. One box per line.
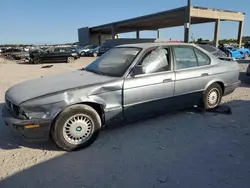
20, 79, 123, 123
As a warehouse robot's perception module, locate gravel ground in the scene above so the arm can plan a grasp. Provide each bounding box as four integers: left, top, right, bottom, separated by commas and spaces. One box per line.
0, 58, 250, 188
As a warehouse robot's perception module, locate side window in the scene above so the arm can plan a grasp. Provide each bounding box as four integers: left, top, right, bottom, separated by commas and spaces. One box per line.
60, 49, 66, 52
139, 47, 170, 74
54, 48, 61, 52
173, 47, 198, 70
194, 49, 210, 66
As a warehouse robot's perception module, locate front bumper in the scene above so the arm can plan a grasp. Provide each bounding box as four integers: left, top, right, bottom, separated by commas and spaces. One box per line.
2, 106, 52, 142
224, 80, 241, 96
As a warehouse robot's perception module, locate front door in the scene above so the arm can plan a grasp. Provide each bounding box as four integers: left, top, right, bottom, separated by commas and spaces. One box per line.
123, 47, 175, 118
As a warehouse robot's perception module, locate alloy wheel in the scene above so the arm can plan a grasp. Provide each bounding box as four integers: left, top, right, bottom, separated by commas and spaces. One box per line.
62, 114, 93, 145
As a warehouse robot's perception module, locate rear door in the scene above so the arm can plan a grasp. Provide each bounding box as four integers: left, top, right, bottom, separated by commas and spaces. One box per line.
172, 45, 208, 107
42, 49, 58, 62
54, 48, 70, 62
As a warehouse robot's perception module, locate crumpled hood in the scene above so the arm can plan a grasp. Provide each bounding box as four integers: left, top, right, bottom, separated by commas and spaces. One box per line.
5, 70, 116, 105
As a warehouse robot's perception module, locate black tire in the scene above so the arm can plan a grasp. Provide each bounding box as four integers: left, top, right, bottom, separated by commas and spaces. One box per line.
244, 52, 249, 59
200, 83, 222, 110
34, 57, 42, 64
52, 104, 101, 151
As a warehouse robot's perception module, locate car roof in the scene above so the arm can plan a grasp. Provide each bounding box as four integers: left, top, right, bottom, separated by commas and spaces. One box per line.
116, 42, 196, 49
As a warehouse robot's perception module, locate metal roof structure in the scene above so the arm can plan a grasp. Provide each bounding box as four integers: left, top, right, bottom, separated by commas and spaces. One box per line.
88, 6, 245, 34
78, 5, 245, 47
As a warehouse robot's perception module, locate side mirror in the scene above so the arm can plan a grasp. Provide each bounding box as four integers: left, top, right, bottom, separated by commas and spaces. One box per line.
130, 65, 145, 76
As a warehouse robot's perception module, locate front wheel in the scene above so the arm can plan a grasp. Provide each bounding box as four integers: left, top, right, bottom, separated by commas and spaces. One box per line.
34, 57, 42, 64
93, 52, 98, 57
52, 104, 101, 151
200, 83, 222, 110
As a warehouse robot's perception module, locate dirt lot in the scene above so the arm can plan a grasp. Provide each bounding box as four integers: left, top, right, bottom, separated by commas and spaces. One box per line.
0, 58, 250, 188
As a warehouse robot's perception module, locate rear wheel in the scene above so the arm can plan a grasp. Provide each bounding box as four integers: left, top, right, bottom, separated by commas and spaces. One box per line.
52, 104, 101, 151
67, 56, 74, 63
200, 83, 222, 110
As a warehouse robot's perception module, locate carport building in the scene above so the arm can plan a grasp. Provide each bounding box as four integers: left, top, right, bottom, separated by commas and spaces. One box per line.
78, 5, 245, 47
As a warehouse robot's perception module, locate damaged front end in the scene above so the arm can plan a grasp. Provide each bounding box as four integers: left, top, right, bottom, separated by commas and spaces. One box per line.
3, 70, 124, 142
3, 97, 66, 141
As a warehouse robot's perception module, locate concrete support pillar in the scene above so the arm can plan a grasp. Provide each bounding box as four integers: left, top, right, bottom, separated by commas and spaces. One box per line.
157, 30, 160, 38
136, 30, 140, 39
111, 25, 116, 39
184, 23, 190, 43
237, 21, 244, 47
214, 19, 220, 47
184, 3, 191, 43
184, 0, 191, 43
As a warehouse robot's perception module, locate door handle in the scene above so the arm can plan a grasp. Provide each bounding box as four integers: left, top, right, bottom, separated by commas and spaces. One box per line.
201, 73, 209, 77
163, 78, 173, 83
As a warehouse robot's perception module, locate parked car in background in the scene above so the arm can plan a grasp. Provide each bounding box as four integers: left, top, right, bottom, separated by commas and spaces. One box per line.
77, 45, 98, 56
228, 48, 250, 59
84, 46, 100, 56
2, 48, 29, 60
197, 44, 226, 58
89, 45, 113, 57
244, 41, 250, 50
8, 51, 30, 60
30, 47, 80, 64
218, 44, 250, 59
218, 44, 234, 55
4, 42, 240, 151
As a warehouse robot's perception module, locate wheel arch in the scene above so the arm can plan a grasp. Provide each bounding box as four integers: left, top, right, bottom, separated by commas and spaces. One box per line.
205, 80, 225, 94
49, 101, 105, 140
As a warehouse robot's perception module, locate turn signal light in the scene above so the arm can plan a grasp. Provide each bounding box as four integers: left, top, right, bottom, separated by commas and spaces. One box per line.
24, 124, 40, 129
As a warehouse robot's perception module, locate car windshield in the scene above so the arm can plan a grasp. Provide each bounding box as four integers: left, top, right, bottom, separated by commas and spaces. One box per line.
84, 47, 141, 77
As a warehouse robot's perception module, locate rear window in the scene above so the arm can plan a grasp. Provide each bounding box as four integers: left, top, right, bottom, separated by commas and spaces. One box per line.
198, 45, 217, 53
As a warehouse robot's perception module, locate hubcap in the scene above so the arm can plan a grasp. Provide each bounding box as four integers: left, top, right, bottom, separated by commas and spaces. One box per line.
62, 114, 93, 145
207, 88, 220, 108
68, 57, 74, 62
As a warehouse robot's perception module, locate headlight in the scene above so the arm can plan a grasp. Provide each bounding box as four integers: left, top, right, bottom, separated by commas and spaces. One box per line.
71, 53, 78, 56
